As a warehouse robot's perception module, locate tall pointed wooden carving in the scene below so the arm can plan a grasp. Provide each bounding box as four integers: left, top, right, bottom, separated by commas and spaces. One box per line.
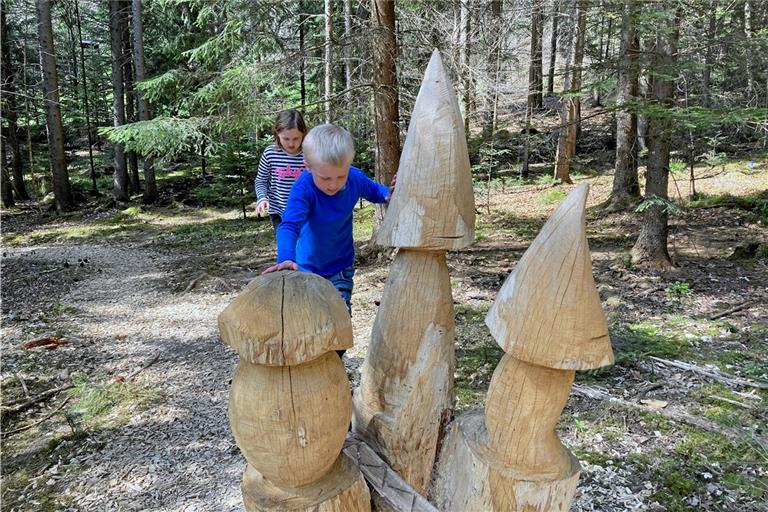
220, 271, 371, 512
353, 49, 475, 494
431, 184, 614, 511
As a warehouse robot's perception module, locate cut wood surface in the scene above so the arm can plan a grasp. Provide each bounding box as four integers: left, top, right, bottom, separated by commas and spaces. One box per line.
353, 249, 454, 494
486, 184, 614, 370
375, 49, 475, 250
229, 353, 351, 488
343, 434, 438, 512
241, 455, 371, 512
218, 271, 352, 366
431, 411, 580, 512
485, 356, 576, 478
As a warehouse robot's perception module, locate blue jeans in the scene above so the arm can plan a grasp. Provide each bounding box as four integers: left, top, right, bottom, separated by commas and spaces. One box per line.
324, 264, 355, 314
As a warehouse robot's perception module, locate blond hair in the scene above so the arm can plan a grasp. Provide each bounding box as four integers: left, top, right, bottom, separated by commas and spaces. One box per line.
302, 124, 355, 167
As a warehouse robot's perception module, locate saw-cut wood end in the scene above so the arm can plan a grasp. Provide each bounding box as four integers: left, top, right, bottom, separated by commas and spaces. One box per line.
485, 184, 614, 370
375, 50, 475, 250
218, 271, 353, 366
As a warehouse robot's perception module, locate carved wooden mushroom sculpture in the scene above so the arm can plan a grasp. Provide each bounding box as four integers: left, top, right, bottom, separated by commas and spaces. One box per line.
353, 49, 475, 495
219, 271, 370, 511
431, 184, 614, 511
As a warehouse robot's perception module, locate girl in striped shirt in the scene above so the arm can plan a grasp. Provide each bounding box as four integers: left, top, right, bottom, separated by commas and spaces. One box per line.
254, 109, 308, 232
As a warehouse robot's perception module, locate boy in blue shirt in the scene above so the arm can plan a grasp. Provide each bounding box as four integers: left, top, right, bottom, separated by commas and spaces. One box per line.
262, 124, 394, 314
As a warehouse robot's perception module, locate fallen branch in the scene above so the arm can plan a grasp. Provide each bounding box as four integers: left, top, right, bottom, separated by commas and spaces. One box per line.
1, 383, 74, 415
709, 395, 753, 410
572, 384, 762, 445
184, 272, 208, 293
708, 302, 750, 320
14, 372, 29, 398
650, 356, 768, 390
343, 433, 439, 512
3, 397, 71, 436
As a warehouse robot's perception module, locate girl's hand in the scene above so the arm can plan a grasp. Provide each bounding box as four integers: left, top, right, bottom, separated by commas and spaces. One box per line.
261, 260, 298, 275
255, 200, 269, 216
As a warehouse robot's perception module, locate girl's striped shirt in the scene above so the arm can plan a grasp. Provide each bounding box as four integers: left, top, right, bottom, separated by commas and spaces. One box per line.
254, 144, 305, 216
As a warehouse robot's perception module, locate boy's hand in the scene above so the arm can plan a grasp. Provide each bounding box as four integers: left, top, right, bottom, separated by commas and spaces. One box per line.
386, 173, 397, 201
255, 200, 269, 216
261, 260, 298, 275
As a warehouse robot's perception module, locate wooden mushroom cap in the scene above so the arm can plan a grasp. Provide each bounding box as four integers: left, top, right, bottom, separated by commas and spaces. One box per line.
375, 49, 475, 250
485, 184, 614, 370
218, 271, 352, 366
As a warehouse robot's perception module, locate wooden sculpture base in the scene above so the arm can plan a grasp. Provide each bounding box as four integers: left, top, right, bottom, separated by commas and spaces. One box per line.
242, 453, 371, 511
430, 411, 580, 512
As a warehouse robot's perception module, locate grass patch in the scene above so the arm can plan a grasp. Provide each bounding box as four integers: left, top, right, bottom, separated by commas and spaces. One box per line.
454, 304, 502, 412
538, 188, 568, 204
687, 191, 768, 222
66, 372, 165, 431
353, 204, 375, 242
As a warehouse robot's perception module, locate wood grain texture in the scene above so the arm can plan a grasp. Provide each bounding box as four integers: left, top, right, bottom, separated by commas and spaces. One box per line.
430, 411, 580, 512
485, 356, 575, 477
374, 49, 475, 250
241, 455, 371, 511
219, 271, 352, 366
485, 184, 614, 370
353, 249, 454, 494
230, 353, 351, 488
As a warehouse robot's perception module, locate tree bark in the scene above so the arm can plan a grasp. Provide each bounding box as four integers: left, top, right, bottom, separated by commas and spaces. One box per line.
1, 140, 14, 207
344, 0, 352, 93
299, 0, 307, 108
554, 0, 586, 184
132, 0, 157, 203
606, 0, 641, 211
702, 1, 716, 107
631, 7, 682, 269
109, 0, 129, 201
482, 0, 503, 139
121, 4, 140, 194
324, 0, 333, 123
74, 0, 97, 193
459, 0, 472, 135
36, 0, 74, 211
370, 0, 400, 227
547, 0, 559, 96
528, 0, 544, 113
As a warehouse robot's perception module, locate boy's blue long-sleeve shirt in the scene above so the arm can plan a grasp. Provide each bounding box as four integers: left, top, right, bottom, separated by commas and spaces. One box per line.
276, 167, 390, 275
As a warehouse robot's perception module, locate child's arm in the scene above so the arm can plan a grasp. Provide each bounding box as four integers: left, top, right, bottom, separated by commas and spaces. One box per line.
254, 150, 271, 215
262, 181, 311, 274
358, 169, 395, 204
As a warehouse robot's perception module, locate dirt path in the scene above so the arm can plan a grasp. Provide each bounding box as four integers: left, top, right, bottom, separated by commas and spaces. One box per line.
2, 243, 244, 511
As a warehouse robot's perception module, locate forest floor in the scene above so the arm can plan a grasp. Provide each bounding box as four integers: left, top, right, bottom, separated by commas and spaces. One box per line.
1, 152, 768, 511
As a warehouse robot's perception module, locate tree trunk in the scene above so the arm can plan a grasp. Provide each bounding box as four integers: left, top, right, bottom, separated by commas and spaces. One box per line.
109, 0, 129, 202
370, 0, 400, 227
121, 5, 140, 195
547, 0, 559, 96
606, 0, 640, 211
131, 0, 157, 203
299, 0, 307, 108
344, 0, 352, 93
554, 0, 585, 184
702, 2, 716, 107
324, 0, 333, 123
528, 0, 544, 113
631, 7, 682, 270
481, 0, 503, 139
74, 0, 97, 193
1, 140, 14, 207
460, 0, 472, 135
2, 3, 30, 200
36, 0, 74, 211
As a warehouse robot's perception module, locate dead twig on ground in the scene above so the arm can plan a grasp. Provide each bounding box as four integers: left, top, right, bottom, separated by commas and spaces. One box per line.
14, 372, 30, 398
120, 353, 161, 382
183, 272, 208, 292
708, 302, 750, 320
709, 395, 753, 410
572, 384, 763, 445
1, 383, 74, 415
3, 397, 71, 436
650, 356, 768, 390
